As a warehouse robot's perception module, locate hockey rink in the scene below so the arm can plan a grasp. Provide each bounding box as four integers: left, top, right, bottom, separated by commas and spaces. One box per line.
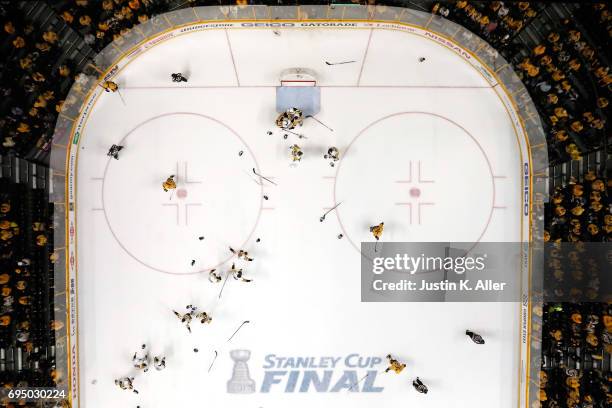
71, 24, 529, 407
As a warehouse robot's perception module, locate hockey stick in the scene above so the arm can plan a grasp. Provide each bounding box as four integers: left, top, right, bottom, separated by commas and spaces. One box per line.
319, 201, 343, 222
227, 320, 250, 342
218, 270, 231, 299
325, 60, 356, 65
252, 168, 277, 186
349, 373, 370, 391
306, 115, 334, 131
349, 369, 386, 391
245, 172, 263, 186
116, 88, 127, 106
169, 189, 175, 201
208, 350, 218, 372
169, 0, 191, 11
282, 129, 307, 139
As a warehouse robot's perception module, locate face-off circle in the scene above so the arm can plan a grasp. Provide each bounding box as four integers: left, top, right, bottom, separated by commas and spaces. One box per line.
333, 112, 496, 255
102, 112, 263, 275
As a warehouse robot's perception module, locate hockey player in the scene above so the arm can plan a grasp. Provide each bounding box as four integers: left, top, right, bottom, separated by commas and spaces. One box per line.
229, 247, 253, 262
115, 376, 138, 394
132, 344, 150, 372
230, 263, 252, 283
107, 144, 123, 160
153, 356, 166, 371
208, 269, 221, 283
171, 73, 188, 83
323, 147, 340, 167
466, 330, 485, 344
412, 377, 428, 394
370, 222, 384, 240
275, 107, 303, 130
370, 222, 384, 251
162, 175, 176, 192
195, 311, 212, 325
173, 308, 194, 333
290, 144, 303, 162
385, 354, 406, 374
102, 80, 118, 93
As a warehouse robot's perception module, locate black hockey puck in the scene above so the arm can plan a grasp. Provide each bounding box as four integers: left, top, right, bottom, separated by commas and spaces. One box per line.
194, 348, 199, 353
198, 236, 204, 240
263, 195, 269, 200
238, 150, 244, 156
256, 238, 261, 243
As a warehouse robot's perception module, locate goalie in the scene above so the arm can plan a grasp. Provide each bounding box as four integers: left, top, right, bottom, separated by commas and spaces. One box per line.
276, 107, 304, 130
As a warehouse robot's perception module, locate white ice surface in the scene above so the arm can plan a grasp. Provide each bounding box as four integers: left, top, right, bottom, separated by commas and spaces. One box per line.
75, 27, 523, 407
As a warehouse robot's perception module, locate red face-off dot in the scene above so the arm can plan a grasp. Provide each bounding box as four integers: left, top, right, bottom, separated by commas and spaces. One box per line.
177, 188, 188, 199
410, 187, 421, 198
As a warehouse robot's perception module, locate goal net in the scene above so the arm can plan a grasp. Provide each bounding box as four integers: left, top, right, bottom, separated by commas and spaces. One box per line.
276, 68, 320, 116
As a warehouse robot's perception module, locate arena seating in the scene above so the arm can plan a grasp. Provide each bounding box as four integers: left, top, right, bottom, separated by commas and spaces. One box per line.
0, 156, 57, 400
433, 1, 611, 165
49, 0, 167, 53
539, 301, 611, 407
540, 168, 610, 408
546, 171, 610, 243
0, 1, 79, 163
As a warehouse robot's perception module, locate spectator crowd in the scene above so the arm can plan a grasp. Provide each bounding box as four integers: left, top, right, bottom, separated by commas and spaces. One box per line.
433, 1, 611, 164
546, 171, 610, 243
538, 301, 611, 408
0, 178, 60, 406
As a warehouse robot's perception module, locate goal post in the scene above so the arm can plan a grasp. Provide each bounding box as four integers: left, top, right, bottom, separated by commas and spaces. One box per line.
276, 68, 320, 116
279, 68, 317, 87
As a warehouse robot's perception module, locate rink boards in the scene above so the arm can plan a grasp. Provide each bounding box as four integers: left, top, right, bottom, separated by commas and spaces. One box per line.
59, 14, 541, 408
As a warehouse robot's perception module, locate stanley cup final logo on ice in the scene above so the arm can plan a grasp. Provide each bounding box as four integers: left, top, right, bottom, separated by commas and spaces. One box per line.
227, 350, 385, 394
227, 350, 256, 394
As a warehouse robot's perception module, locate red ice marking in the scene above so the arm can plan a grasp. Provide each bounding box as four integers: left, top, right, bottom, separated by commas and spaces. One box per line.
410, 187, 421, 198
336, 112, 496, 259
418, 202, 435, 225
177, 189, 188, 199
417, 161, 435, 183
395, 202, 413, 225
100, 111, 264, 275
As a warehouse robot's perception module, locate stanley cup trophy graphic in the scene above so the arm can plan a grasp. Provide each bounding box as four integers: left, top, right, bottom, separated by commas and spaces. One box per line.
227, 350, 256, 394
